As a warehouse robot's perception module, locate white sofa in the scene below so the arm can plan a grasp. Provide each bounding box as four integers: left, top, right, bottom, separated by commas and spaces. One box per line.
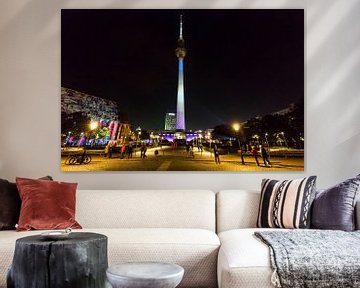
1, 189, 359, 288
0, 190, 220, 288
216, 190, 360, 288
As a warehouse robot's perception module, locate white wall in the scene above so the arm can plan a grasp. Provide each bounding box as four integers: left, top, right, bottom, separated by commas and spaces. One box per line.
0, 0, 359, 191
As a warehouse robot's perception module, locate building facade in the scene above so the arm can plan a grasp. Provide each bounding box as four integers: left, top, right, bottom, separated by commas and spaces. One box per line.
164, 112, 176, 131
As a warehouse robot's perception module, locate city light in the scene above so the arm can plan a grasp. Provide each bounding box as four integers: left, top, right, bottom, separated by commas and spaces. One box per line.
232, 123, 240, 132
90, 121, 98, 130
265, 133, 269, 147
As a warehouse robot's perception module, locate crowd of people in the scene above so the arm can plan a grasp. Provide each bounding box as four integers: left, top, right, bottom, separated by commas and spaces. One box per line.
212, 143, 272, 167
103, 140, 273, 167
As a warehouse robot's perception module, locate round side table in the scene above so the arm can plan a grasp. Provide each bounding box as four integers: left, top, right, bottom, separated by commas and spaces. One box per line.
106, 262, 184, 288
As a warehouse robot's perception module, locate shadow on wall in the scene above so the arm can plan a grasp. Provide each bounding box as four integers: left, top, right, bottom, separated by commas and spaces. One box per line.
306, 0, 360, 149
308, 0, 360, 108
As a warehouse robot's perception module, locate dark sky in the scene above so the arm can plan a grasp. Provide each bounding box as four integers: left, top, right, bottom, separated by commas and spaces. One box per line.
61, 9, 304, 131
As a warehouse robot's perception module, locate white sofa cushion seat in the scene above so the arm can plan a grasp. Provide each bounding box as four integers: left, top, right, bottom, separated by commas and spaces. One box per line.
0, 228, 220, 288
217, 228, 276, 288
101, 228, 220, 288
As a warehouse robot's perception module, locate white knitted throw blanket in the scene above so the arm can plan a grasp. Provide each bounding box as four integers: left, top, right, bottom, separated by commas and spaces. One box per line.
255, 230, 360, 288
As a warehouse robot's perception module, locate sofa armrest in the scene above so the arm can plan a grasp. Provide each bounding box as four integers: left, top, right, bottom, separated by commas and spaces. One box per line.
356, 200, 360, 230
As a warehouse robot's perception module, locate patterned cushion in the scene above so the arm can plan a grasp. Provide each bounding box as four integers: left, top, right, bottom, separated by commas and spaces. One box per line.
257, 176, 317, 229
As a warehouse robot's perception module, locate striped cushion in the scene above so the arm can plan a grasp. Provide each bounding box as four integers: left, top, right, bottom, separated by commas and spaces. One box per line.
257, 176, 317, 229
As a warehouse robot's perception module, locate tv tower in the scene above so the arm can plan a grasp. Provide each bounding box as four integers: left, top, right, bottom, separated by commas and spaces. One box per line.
175, 15, 187, 131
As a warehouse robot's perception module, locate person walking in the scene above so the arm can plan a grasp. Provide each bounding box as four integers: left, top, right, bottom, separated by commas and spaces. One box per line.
140, 144, 143, 158
140, 143, 147, 158
213, 144, 221, 164
260, 145, 271, 167
251, 145, 260, 166
186, 143, 190, 157
189, 144, 194, 158
240, 144, 245, 165
104, 143, 110, 158
108, 142, 113, 158
128, 142, 133, 158
143, 144, 147, 158
140, 143, 145, 158
120, 143, 126, 159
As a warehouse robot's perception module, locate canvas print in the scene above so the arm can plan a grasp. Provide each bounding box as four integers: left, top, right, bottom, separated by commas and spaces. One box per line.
61, 9, 304, 171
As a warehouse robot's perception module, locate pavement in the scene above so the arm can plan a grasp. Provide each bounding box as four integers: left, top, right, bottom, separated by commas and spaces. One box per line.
61, 146, 304, 172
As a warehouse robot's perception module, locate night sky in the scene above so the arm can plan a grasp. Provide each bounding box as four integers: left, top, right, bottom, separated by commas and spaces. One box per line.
61, 9, 304, 131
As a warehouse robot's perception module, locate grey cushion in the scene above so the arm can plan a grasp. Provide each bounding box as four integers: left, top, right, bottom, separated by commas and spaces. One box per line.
0, 179, 20, 230
311, 174, 360, 231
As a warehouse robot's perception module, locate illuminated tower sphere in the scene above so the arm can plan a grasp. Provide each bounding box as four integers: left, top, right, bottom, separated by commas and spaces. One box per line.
175, 15, 187, 131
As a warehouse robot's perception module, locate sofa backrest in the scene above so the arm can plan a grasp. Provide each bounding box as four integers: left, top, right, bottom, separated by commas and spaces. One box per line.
216, 190, 260, 233
76, 190, 216, 231
217, 190, 360, 233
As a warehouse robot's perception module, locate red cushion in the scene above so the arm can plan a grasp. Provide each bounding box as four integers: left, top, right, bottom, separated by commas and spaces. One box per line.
16, 177, 82, 231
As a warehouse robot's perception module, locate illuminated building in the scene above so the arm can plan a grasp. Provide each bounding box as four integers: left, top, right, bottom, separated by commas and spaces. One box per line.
175, 15, 186, 131
164, 112, 176, 131
61, 87, 118, 120
61, 87, 131, 146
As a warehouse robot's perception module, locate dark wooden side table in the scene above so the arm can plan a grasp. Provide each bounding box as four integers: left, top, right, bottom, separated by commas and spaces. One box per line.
7, 232, 108, 288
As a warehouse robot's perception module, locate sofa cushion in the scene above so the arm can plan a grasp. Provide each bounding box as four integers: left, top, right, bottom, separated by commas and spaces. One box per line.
311, 174, 360, 231
218, 228, 277, 288
0, 228, 220, 288
16, 177, 82, 231
0, 179, 20, 230
104, 228, 219, 288
0, 176, 53, 230
257, 176, 317, 229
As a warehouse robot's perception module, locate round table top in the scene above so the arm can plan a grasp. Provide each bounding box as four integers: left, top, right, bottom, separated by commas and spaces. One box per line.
107, 262, 184, 280
16, 232, 107, 245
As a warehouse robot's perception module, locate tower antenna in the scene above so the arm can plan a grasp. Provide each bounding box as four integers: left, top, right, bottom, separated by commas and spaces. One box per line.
179, 15, 183, 40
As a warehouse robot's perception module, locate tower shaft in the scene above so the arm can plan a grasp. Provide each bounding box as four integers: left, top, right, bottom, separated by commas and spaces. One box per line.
175, 15, 186, 131
176, 59, 185, 130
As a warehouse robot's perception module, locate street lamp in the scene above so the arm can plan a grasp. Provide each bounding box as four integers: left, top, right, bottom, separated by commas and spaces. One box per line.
265, 133, 269, 147
232, 123, 240, 147
89, 121, 98, 131
232, 122, 240, 133
252, 134, 260, 144
89, 121, 99, 147
281, 132, 288, 148
232, 122, 244, 165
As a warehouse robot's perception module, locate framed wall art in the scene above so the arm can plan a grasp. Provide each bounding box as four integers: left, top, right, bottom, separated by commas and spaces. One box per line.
61, 9, 304, 171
